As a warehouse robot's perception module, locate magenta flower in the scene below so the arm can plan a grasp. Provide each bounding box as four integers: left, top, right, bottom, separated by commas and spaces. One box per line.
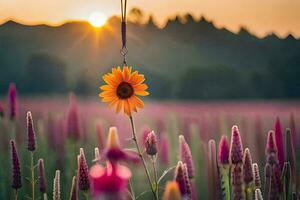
174, 161, 191, 199
229, 125, 244, 165
77, 148, 90, 191
140, 125, 151, 146
38, 159, 46, 193
265, 130, 278, 165
179, 135, 195, 178
253, 163, 261, 189
275, 117, 284, 169
218, 135, 230, 165
103, 127, 139, 163
231, 164, 244, 200
159, 135, 169, 165
66, 93, 81, 140
27, 111, 36, 151
11, 140, 22, 190
8, 83, 18, 120
243, 148, 254, 185
90, 162, 131, 197
145, 131, 158, 156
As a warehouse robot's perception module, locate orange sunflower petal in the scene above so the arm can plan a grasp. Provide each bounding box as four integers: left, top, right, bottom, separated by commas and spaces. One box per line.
128, 98, 137, 112
123, 66, 131, 82
116, 100, 124, 113
100, 85, 115, 91
124, 100, 132, 116
99, 91, 116, 98
135, 90, 149, 96
131, 74, 145, 85
133, 83, 148, 91
112, 67, 123, 83
103, 74, 118, 87
132, 96, 144, 108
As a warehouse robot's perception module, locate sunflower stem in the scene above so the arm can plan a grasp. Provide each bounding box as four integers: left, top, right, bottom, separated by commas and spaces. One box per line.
129, 116, 157, 199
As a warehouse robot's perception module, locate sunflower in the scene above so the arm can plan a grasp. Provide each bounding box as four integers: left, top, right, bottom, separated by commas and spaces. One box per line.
99, 66, 149, 116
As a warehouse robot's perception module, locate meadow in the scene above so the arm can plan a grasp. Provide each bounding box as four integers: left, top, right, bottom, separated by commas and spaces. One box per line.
0, 83, 299, 199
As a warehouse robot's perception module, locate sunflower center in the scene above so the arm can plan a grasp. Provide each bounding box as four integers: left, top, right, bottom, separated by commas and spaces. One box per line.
116, 82, 134, 99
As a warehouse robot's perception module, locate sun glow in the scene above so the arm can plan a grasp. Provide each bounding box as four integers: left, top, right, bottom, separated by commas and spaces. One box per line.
88, 12, 107, 28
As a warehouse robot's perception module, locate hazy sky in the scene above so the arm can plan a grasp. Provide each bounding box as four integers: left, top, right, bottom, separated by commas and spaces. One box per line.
0, 0, 299, 38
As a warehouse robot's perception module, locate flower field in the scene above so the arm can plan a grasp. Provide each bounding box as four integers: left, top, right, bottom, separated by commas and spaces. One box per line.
0, 83, 300, 199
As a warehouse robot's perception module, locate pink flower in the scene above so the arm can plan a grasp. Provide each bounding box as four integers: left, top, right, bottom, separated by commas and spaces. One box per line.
179, 135, 195, 178
218, 135, 230, 165
103, 127, 139, 163
8, 83, 18, 120
145, 131, 158, 156
66, 93, 81, 140
90, 162, 131, 197
275, 117, 284, 169
229, 126, 244, 165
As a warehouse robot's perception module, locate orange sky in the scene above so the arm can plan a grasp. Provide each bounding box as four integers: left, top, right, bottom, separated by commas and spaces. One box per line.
0, 0, 299, 38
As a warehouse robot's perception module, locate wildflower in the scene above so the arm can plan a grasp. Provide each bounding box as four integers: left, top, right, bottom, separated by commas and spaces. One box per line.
69, 176, 78, 200
38, 159, 47, 194
66, 93, 81, 139
8, 82, 18, 120
103, 127, 139, 163
11, 140, 22, 190
53, 170, 61, 200
265, 131, 278, 165
99, 66, 149, 116
243, 148, 254, 185
218, 135, 230, 165
174, 161, 191, 199
229, 125, 244, 165
285, 128, 296, 184
231, 164, 244, 200
89, 161, 131, 197
253, 163, 261, 189
274, 117, 284, 169
264, 163, 271, 200
77, 148, 90, 191
179, 135, 195, 178
27, 111, 36, 151
145, 131, 158, 156
162, 181, 182, 200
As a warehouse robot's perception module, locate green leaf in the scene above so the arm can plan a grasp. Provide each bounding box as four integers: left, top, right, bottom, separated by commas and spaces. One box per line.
158, 166, 176, 184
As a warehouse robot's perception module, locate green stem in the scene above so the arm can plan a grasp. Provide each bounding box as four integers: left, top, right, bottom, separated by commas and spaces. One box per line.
129, 178, 136, 200
220, 165, 230, 200
129, 116, 157, 199
151, 157, 159, 200
83, 191, 89, 200
30, 152, 35, 200
14, 189, 18, 200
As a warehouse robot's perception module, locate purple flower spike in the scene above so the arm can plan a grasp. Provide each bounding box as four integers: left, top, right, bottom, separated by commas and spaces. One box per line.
174, 161, 192, 199
275, 117, 284, 169
285, 129, 296, 185
230, 125, 244, 164
66, 93, 81, 140
8, 83, 18, 120
11, 140, 22, 190
243, 148, 254, 185
253, 163, 261, 189
38, 159, 47, 193
27, 111, 36, 151
0, 104, 4, 118
77, 148, 90, 191
145, 131, 158, 156
265, 131, 278, 165
179, 135, 195, 178
231, 164, 244, 200
218, 135, 230, 165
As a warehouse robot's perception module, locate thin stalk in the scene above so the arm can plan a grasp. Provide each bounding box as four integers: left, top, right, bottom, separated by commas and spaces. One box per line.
14, 189, 18, 200
30, 152, 35, 200
151, 157, 159, 200
129, 178, 136, 200
83, 191, 90, 200
43, 193, 48, 200
129, 116, 157, 199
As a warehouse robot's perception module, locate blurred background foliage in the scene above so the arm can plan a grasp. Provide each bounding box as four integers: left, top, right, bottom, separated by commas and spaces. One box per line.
0, 8, 299, 99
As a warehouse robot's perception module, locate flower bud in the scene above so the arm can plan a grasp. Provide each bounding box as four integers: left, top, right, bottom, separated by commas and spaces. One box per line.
145, 131, 158, 156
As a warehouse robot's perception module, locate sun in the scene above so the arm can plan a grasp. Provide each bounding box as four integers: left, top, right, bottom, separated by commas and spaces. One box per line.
88, 12, 107, 28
